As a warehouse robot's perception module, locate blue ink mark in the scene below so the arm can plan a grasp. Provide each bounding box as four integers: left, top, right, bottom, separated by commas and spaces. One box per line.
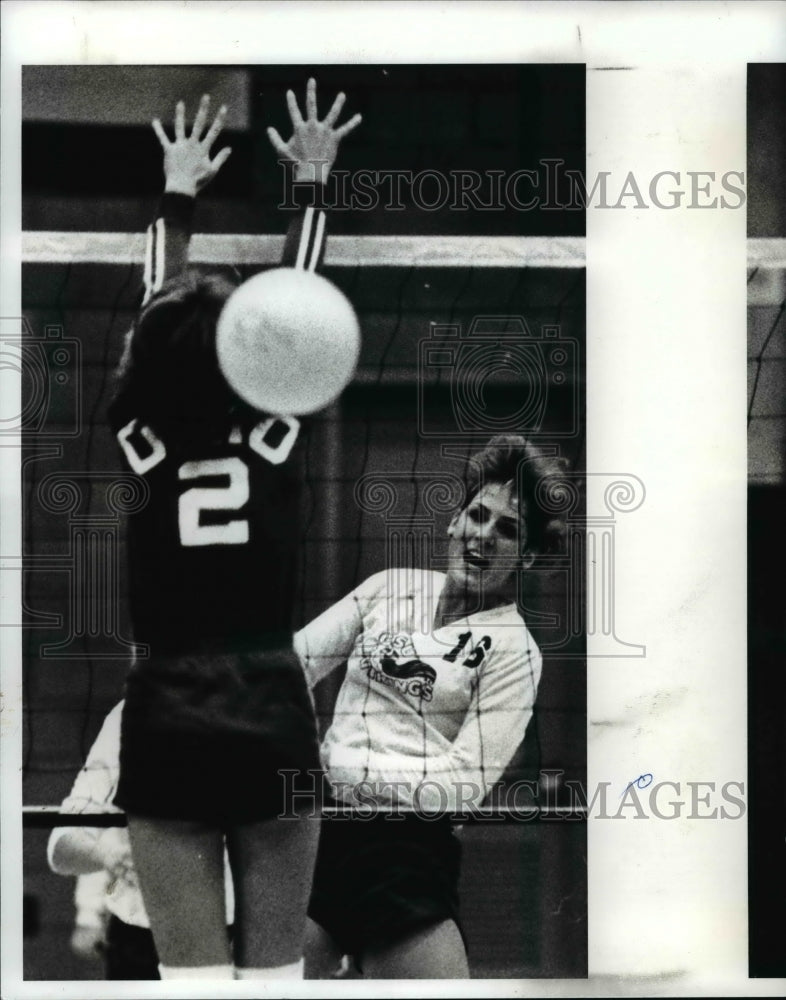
621, 773, 653, 796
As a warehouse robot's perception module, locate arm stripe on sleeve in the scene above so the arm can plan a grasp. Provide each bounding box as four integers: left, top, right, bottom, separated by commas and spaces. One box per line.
308, 211, 326, 272
294, 206, 314, 271
155, 218, 165, 293
142, 223, 153, 305
142, 218, 166, 306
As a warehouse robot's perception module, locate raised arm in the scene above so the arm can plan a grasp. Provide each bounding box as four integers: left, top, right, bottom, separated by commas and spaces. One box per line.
270, 78, 362, 271
143, 95, 232, 303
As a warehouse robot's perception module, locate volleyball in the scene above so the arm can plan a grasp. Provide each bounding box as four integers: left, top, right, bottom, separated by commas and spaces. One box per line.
216, 267, 360, 415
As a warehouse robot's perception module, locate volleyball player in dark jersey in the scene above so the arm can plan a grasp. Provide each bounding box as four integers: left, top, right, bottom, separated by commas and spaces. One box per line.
109, 82, 360, 980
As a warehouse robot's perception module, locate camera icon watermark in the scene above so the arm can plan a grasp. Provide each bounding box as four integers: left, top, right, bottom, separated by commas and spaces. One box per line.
418, 316, 579, 439
0, 318, 81, 438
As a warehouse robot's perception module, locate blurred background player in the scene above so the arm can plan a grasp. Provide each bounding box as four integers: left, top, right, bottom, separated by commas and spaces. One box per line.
48, 701, 235, 980
69, 872, 109, 967
295, 435, 565, 978
108, 82, 360, 980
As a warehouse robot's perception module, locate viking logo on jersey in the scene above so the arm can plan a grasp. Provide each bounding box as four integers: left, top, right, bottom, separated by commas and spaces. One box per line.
359, 631, 437, 702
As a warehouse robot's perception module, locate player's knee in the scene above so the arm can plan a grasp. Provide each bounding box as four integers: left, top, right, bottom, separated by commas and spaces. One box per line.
303, 918, 342, 979
362, 919, 468, 979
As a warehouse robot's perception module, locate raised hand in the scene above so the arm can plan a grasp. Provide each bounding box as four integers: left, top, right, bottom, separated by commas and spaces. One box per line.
267, 77, 362, 183
152, 94, 232, 197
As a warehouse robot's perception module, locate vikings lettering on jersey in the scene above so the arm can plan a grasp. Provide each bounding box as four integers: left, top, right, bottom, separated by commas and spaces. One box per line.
359, 631, 437, 701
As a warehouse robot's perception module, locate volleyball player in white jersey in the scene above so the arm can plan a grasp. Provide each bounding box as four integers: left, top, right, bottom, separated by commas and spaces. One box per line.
295, 434, 565, 978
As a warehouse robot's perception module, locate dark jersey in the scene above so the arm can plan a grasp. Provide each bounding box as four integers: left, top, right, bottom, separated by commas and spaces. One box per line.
109, 189, 329, 653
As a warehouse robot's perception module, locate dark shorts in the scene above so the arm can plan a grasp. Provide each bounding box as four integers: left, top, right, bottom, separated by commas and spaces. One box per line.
105, 916, 159, 980
115, 646, 322, 824
308, 809, 464, 961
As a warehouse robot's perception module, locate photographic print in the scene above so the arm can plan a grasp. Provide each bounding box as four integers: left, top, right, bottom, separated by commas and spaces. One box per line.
2, 3, 784, 998
16, 56, 586, 986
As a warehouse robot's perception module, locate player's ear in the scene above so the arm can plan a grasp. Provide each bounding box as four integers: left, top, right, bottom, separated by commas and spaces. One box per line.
447, 513, 460, 537
521, 548, 536, 571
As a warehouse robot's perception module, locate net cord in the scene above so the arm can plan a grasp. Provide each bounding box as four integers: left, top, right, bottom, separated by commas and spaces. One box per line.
20, 233, 786, 268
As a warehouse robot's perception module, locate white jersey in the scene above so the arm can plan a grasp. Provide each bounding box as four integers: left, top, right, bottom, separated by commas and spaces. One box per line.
294, 569, 542, 811
47, 702, 234, 928
73, 870, 110, 930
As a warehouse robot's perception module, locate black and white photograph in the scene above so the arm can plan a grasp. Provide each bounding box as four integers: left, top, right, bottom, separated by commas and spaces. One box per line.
1, 2, 784, 998
17, 61, 586, 983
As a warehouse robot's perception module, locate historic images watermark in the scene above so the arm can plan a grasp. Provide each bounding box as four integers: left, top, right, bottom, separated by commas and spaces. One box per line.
0, 319, 82, 439
277, 769, 747, 821
1, 317, 143, 657
279, 159, 746, 211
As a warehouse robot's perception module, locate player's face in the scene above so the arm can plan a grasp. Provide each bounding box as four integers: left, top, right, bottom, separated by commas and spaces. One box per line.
446, 480, 530, 601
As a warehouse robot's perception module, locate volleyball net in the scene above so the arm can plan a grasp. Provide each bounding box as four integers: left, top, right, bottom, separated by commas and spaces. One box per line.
15, 229, 585, 819
16, 231, 786, 812
747, 243, 786, 485
14, 229, 785, 821
12, 226, 590, 979
15, 224, 783, 982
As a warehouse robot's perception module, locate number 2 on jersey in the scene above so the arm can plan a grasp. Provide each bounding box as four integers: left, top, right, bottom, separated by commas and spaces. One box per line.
176, 417, 300, 546
118, 416, 300, 547
179, 457, 249, 546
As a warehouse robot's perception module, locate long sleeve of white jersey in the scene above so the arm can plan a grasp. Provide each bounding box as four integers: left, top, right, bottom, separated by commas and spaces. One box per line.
357, 630, 540, 812
295, 571, 542, 812
47, 702, 125, 875
293, 582, 369, 688
73, 871, 110, 930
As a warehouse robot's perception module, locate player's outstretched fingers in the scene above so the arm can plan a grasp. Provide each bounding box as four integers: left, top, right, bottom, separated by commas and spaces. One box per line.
305, 77, 318, 120
210, 146, 232, 173
323, 92, 346, 128
335, 113, 362, 139
202, 104, 228, 151
266, 126, 290, 159
286, 89, 304, 128
151, 118, 170, 148
191, 93, 211, 141
174, 100, 186, 141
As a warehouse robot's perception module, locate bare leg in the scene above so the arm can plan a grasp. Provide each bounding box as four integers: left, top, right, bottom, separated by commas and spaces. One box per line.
226, 812, 320, 969
362, 919, 469, 979
126, 815, 230, 968
303, 917, 343, 979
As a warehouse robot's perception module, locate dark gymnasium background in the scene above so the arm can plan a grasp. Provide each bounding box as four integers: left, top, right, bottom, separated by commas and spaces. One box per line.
20, 65, 586, 979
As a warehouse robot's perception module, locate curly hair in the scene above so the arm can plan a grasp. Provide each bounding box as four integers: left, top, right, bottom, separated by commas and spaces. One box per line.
465, 434, 571, 555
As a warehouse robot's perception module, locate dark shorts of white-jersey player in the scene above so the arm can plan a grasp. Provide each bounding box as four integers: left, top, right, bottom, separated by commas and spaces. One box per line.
108, 82, 361, 982
295, 435, 568, 978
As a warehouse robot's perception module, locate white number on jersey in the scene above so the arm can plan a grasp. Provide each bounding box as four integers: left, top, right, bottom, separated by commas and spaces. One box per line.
248, 416, 300, 465
117, 419, 166, 474
178, 456, 249, 546
118, 416, 299, 546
